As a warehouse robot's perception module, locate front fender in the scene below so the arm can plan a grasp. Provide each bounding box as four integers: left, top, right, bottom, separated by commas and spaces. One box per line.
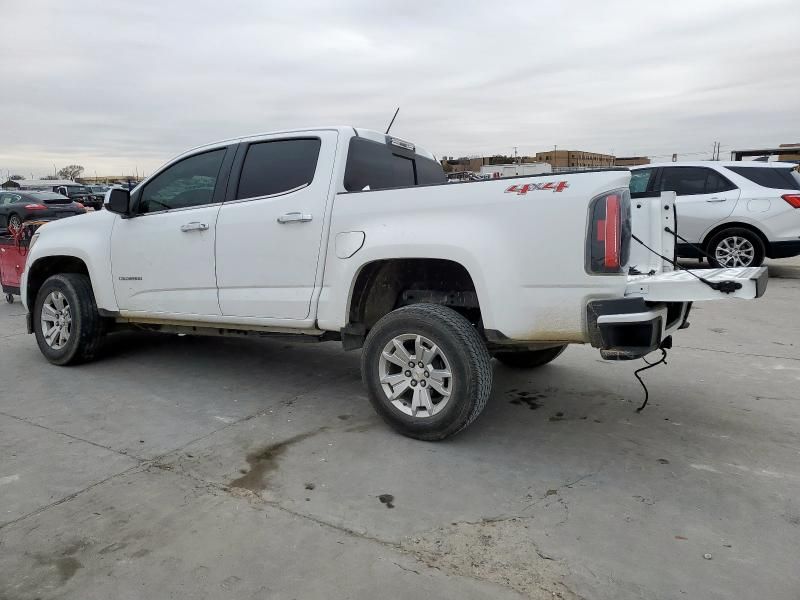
22, 211, 118, 312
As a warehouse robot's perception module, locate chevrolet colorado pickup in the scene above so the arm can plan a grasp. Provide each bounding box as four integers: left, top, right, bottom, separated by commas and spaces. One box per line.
21, 127, 768, 440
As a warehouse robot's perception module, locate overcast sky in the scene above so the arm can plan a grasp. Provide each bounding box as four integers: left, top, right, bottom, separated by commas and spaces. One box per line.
1, 0, 798, 178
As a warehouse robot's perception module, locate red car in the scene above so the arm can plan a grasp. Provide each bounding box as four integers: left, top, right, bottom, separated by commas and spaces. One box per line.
0, 190, 86, 232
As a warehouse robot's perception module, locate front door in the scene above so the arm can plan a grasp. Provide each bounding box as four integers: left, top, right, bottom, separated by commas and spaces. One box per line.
215, 131, 338, 320
111, 147, 231, 316
657, 166, 740, 242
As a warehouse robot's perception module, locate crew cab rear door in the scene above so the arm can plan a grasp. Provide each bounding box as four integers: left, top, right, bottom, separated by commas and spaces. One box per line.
215, 130, 338, 320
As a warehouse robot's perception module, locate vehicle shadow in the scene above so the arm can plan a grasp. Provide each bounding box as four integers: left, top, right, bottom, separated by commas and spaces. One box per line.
94, 329, 635, 446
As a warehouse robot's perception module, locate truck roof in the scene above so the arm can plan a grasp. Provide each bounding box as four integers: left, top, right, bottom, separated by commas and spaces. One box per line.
177, 126, 437, 163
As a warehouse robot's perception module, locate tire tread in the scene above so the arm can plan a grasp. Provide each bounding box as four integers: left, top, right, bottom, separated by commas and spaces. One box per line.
35, 273, 104, 365
362, 303, 492, 440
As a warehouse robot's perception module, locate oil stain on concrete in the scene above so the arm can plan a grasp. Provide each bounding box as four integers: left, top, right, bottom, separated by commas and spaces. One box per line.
32, 539, 89, 585
229, 427, 328, 492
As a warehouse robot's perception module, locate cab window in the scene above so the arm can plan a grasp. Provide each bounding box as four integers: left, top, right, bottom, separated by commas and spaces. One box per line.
138, 149, 226, 214
629, 169, 654, 194
236, 138, 321, 200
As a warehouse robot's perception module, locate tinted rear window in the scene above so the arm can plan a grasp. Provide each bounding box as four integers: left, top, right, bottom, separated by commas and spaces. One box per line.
236, 138, 321, 199
658, 166, 736, 195
343, 137, 445, 192
726, 166, 800, 191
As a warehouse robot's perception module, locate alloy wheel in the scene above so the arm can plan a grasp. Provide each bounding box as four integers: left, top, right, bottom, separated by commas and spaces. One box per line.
378, 333, 453, 417
714, 236, 755, 268
40, 291, 72, 350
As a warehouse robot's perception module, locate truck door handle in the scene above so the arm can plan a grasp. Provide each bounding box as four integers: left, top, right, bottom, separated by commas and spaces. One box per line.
277, 212, 313, 224
706, 198, 727, 203
180, 222, 209, 232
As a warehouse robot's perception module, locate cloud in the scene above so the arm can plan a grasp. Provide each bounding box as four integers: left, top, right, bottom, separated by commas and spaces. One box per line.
0, 0, 797, 176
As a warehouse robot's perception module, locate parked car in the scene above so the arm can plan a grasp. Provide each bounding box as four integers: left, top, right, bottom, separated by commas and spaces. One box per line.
630, 161, 800, 267
0, 191, 86, 232
21, 127, 767, 440
89, 185, 110, 195
51, 184, 104, 211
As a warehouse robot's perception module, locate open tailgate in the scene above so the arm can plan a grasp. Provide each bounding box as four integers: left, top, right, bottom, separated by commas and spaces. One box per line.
627, 266, 768, 302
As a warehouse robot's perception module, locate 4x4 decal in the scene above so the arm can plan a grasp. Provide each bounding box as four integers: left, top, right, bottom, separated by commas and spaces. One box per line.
505, 181, 569, 194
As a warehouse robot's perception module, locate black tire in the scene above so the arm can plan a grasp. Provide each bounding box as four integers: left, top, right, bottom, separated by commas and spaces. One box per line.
706, 227, 765, 268
494, 345, 567, 369
361, 303, 492, 441
33, 273, 105, 365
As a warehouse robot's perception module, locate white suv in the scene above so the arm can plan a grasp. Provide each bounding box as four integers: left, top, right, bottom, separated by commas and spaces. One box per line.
630, 161, 800, 267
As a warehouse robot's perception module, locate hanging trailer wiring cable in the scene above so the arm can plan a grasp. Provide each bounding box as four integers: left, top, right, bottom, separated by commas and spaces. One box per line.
630, 234, 743, 294
625, 228, 744, 412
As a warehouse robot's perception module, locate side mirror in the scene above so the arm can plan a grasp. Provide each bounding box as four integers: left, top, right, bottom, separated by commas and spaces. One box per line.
106, 188, 131, 216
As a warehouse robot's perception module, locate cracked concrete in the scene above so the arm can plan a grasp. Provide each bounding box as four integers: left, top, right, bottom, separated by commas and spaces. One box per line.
0, 258, 799, 599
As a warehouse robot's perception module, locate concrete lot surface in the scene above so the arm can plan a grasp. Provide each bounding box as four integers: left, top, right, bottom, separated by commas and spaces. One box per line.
1, 259, 799, 599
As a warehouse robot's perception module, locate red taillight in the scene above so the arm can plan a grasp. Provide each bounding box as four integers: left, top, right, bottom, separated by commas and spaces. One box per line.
782, 194, 800, 208
603, 194, 621, 268
25, 203, 47, 210
74, 202, 85, 209
588, 190, 630, 274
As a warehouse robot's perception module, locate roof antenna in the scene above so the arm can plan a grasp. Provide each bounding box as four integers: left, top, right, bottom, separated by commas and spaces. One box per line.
385, 107, 400, 134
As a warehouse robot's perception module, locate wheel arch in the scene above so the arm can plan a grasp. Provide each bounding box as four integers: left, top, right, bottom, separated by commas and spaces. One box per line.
702, 221, 769, 253
344, 258, 483, 348
26, 255, 93, 310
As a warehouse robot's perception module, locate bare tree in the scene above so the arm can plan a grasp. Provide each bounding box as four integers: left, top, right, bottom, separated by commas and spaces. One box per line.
42, 175, 60, 180
9, 174, 24, 180
57, 165, 85, 180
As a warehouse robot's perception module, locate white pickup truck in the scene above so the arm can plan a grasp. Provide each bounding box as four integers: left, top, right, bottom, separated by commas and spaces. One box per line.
20, 126, 768, 440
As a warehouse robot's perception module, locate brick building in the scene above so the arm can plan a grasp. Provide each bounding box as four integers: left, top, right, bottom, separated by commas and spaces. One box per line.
614, 156, 650, 167
533, 150, 615, 168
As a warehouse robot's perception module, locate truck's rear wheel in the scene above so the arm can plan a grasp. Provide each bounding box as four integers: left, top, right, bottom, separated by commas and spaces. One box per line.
493, 345, 567, 369
33, 273, 105, 365
361, 304, 492, 441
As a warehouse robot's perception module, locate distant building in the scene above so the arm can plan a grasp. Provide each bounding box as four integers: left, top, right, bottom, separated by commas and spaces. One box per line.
614, 156, 650, 167
779, 143, 800, 163
1, 179, 74, 190
441, 155, 542, 174
479, 163, 551, 178
79, 175, 143, 185
533, 150, 615, 169
731, 145, 800, 161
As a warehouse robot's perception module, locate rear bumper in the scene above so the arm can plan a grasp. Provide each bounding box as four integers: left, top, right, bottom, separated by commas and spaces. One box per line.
768, 240, 800, 259
587, 298, 690, 360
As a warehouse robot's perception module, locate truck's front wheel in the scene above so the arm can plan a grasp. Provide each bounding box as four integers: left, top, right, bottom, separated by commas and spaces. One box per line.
33, 273, 105, 365
361, 304, 492, 441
